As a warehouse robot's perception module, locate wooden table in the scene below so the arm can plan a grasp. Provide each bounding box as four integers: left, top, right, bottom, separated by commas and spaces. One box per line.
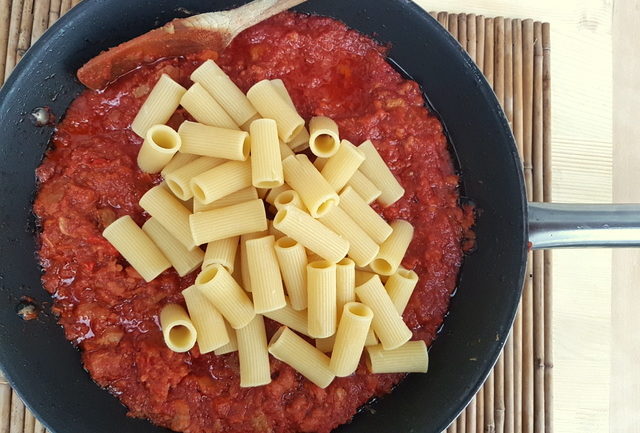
416, 1, 639, 432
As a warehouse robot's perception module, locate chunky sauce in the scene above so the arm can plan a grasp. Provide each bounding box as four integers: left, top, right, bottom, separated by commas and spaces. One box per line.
34, 13, 473, 433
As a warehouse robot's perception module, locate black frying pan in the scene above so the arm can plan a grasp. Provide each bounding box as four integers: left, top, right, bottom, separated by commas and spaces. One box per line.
0, 0, 568, 432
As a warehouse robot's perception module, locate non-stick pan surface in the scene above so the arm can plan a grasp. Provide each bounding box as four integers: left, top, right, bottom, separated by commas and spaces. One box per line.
0, 1, 527, 432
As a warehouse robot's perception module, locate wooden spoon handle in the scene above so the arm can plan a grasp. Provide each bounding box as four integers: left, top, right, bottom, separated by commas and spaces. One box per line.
181, 0, 307, 37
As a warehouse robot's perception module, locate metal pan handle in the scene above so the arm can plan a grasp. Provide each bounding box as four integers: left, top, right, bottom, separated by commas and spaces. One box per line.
528, 203, 640, 249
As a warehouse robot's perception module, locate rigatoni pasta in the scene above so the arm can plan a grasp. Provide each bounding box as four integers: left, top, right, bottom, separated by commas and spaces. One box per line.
265, 184, 291, 205
190, 160, 252, 204
214, 320, 238, 355
181, 285, 229, 353
355, 275, 412, 350
142, 217, 204, 277
203, 236, 239, 272
330, 302, 374, 376
139, 185, 196, 250
195, 264, 255, 329
365, 341, 429, 373
178, 121, 249, 161
346, 170, 382, 204
240, 230, 269, 292
307, 260, 337, 338
236, 315, 271, 387
180, 83, 238, 129
159, 304, 197, 353
320, 139, 365, 191
193, 186, 258, 213
385, 267, 419, 314
357, 140, 405, 206
246, 235, 286, 313
335, 258, 356, 314
370, 220, 414, 276
308, 116, 340, 157
161, 152, 199, 177
339, 186, 393, 244
189, 199, 267, 245
282, 154, 339, 217
249, 119, 284, 188
246, 80, 305, 143
273, 190, 304, 211
131, 74, 186, 137
269, 326, 335, 388
273, 205, 348, 263
103, 215, 171, 282
165, 156, 225, 201
318, 206, 379, 267
262, 300, 309, 336
190, 60, 258, 126
273, 237, 308, 310
137, 124, 181, 173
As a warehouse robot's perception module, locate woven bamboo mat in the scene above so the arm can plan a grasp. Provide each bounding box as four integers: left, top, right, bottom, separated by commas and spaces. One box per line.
0, 3, 552, 433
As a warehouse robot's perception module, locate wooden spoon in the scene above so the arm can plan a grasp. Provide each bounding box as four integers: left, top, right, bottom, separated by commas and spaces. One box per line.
77, 0, 306, 90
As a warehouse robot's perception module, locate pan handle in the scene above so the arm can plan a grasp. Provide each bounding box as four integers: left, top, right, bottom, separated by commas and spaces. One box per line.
528, 202, 640, 249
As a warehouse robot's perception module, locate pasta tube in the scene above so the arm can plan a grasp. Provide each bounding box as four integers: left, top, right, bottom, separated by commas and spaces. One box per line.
308, 116, 340, 157
190, 160, 252, 204
178, 121, 249, 161
180, 82, 238, 129
165, 156, 225, 200
339, 186, 392, 244
370, 220, 414, 276
137, 124, 181, 173
246, 235, 286, 313
181, 285, 229, 353
320, 139, 365, 191
365, 341, 429, 373
307, 260, 337, 338
246, 80, 305, 143
385, 267, 419, 314
159, 303, 197, 353
203, 236, 239, 272
330, 302, 374, 376
189, 199, 267, 245
131, 74, 186, 137
274, 236, 308, 310
318, 206, 379, 267
139, 185, 196, 250
357, 140, 405, 206
282, 154, 339, 217
142, 217, 204, 277
236, 315, 271, 387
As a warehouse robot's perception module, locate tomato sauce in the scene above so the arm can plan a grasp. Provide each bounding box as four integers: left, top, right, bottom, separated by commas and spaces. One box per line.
34, 12, 473, 433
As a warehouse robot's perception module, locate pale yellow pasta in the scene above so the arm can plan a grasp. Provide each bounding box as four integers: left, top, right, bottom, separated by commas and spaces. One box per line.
336, 258, 356, 315
358, 140, 405, 206
191, 160, 252, 204
178, 121, 249, 161
240, 230, 269, 293
318, 206, 379, 267
313, 157, 327, 171
307, 260, 337, 338
315, 336, 335, 353
330, 302, 374, 376
203, 236, 239, 272
180, 83, 238, 129
267, 220, 286, 240
142, 217, 204, 277
355, 275, 412, 350
273, 206, 348, 263
231, 249, 243, 285
265, 184, 291, 205
320, 139, 364, 191
131, 74, 186, 137
279, 141, 295, 160
236, 315, 271, 387
354, 270, 377, 287
139, 185, 197, 250
274, 237, 308, 310
137, 124, 181, 173
282, 154, 339, 217
165, 156, 225, 200
246, 80, 305, 142
288, 126, 310, 152
365, 341, 429, 373
385, 267, 419, 314
161, 152, 199, 177
103, 215, 171, 282
190, 60, 257, 126
246, 235, 286, 313
190, 199, 267, 245
308, 116, 340, 157
193, 187, 258, 213
182, 285, 229, 353
365, 328, 379, 346
273, 190, 304, 211
159, 303, 197, 353
240, 113, 261, 132
249, 118, 284, 188
270, 79, 295, 107
262, 299, 309, 336
339, 186, 393, 244
214, 320, 238, 355
269, 327, 335, 388
346, 170, 382, 204
370, 220, 414, 276
195, 264, 255, 329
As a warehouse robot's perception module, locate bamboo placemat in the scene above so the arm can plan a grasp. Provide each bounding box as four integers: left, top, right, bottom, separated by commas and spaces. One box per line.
0, 3, 552, 433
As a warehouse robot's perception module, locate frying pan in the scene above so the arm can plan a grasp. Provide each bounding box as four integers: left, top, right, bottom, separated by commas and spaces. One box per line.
0, 1, 638, 433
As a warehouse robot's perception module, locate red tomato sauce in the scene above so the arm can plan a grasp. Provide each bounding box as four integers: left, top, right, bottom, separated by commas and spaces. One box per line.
33, 12, 474, 433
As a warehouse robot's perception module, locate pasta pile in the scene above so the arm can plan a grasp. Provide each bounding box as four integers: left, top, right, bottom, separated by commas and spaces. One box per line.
102, 59, 428, 388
